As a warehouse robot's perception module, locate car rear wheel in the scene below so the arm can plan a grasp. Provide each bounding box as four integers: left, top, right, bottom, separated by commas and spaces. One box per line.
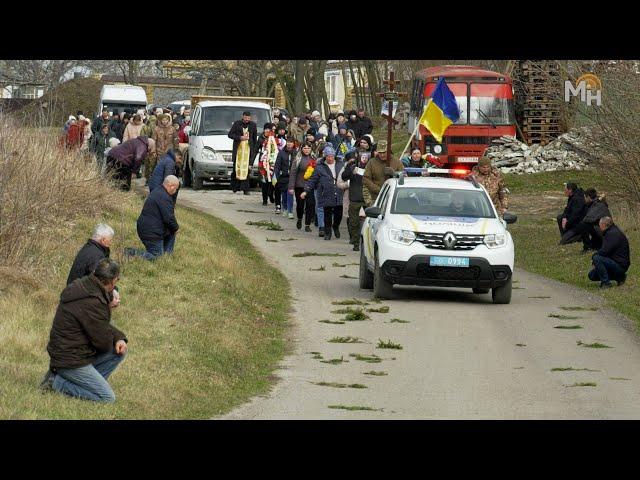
359, 243, 373, 290
492, 278, 512, 304
182, 160, 192, 188
373, 250, 395, 299
473, 288, 490, 294
192, 167, 203, 190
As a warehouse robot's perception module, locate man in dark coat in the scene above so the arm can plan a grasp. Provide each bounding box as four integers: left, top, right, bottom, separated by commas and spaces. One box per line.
106, 136, 156, 191
149, 149, 182, 203
133, 175, 180, 260
228, 111, 258, 194
560, 188, 611, 251
92, 108, 111, 135
40, 259, 128, 403
345, 110, 360, 139
341, 150, 371, 251
273, 136, 296, 215
66, 224, 114, 285
91, 123, 116, 169
557, 181, 586, 241
355, 108, 374, 139
588, 217, 631, 288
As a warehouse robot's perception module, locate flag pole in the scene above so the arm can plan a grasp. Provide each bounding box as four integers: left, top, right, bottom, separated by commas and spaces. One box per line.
398, 107, 423, 160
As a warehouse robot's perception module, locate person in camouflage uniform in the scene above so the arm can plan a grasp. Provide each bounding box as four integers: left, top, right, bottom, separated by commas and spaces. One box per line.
149, 113, 179, 181
471, 156, 508, 215
140, 111, 158, 182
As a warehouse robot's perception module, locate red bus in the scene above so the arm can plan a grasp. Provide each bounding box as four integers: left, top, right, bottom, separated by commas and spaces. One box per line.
409, 65, 516, 173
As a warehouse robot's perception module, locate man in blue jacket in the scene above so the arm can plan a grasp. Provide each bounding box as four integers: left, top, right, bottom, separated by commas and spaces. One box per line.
588, 216, 631, 288
131, 175, 180, 260
149, 149, 182, 203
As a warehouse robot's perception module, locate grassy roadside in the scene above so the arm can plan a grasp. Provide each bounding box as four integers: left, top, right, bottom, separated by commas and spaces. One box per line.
505, 171, 639, 326
0, 193, 290, 419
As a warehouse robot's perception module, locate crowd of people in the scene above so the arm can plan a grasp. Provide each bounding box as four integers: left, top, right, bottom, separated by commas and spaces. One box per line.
556, 182, 631, 288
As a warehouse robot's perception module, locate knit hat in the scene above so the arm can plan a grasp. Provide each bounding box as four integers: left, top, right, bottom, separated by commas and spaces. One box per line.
108, 138, 121, 148
478, 156, 491, 166
298, 117, 307, 125
323, 145, 336, 157
312, 110, 321, 117
155, 107, 163, 116
277, 121, 287, 131
338, 124, 347, 132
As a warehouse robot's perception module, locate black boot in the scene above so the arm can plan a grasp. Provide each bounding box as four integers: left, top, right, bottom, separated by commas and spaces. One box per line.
333, 226, 340, 239
297, 219, 302, 230
324, 230, 332, 240
305, 225, 311, 232
319, 227, 325, 237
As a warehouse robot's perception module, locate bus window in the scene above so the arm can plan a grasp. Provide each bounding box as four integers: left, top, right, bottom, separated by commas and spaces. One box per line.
425, 82, 467, 124
469, 84, 515, 126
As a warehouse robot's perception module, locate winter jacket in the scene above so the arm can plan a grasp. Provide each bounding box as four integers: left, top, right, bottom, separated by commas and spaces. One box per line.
288, 153, 314, 190
66, 239, 110, 285
47, 274, 127, 370
582, 198, 611, 225
341, 161, 367, 203
561, 188, 586, 229
304, 159, 346, 208
123, 122, 144, 142
362, 155, 404, 205
597, 225, 631, 270
64, 124, 84, 150
274, 147, 295, 190
228, 119, 258, 166
107, 136, 151, 172
153, 123, 179, 157
92, 115, 111, 135
141, 116, 157, 138
109, 119, 122, 136
91, 131, 116, 158
137, 185, 179, 241
149, 150, 179, 198
355, 116, 374, 138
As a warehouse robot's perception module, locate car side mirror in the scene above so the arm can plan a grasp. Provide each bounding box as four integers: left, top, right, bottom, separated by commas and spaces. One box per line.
365, 206, 382, 218
503, 212, 517, 224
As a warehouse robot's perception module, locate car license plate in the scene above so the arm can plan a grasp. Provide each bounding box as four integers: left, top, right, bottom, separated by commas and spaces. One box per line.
429, 256, 470, 268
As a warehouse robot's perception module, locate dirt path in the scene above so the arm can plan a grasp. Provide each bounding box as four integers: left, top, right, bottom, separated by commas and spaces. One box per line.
177, 186, 640, 419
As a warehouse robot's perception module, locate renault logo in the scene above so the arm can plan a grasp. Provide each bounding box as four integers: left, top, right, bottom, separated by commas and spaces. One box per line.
443, 232, 457, 249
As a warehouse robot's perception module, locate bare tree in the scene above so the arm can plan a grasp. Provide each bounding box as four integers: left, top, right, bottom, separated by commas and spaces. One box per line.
0, 60, 78, 90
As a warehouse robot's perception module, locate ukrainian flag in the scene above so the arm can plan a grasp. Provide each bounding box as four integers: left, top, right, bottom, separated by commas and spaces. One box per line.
419, 77, 460, 143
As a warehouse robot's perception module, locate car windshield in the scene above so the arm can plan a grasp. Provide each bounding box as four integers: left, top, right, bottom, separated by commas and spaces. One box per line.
390, 187, 495, 218
201, 106, 271, 135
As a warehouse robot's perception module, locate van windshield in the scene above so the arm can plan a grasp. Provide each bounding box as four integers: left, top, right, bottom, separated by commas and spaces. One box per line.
391, 188, 495, 218
201, 106, 271, 135
102, 102, 146, 115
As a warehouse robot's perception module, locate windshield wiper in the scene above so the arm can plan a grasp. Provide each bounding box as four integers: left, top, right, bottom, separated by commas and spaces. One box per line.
476, 108, 497, 129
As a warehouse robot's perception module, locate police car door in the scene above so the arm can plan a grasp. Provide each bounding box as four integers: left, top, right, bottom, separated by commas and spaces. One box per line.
367, 183, 392, 257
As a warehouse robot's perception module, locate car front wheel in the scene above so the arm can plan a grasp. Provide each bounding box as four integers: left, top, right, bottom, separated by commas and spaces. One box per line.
492, 278, 512, 304
359, 243, 374, 290
192, 166, 203, 190
373, 250, 395, 299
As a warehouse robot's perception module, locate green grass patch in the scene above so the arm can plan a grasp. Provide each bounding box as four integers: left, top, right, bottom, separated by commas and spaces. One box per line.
266, 238, 278, 243
328, 336, 366, 344
339, 275, 357, 279
504, 170, 612, 195
237, 209, 263, 213
388, 318, 410, 324
343, 309, 371, 322
577, 341, 612, 349
349, 353, 382, 364
320, 356, 349, 365
319, 320, 345, 325
551, 367, 601, 372
280, 238, 297, 241
513, 367, 525, 370
221, 201, 235, 204
1, 197, 289, 419
292, 252, 346, 258
610, 377, 631, 381
512, 287, 525, 290
565, 382, 597, 388
312, 382, 367, 389
332, 262, 359, 267
246, 220, 283, 231
548, 314, 582, 320
554, 325, 583, 329
309, 265, 326, 271
367, 306, 390, 313
516, 344, 527, 347
363, 371, 388, 376
332, 299, 370, 306
529, 296, 552, 299
377, 339, 403, 350
327, 405, 381, 411
560, 306, 599, 311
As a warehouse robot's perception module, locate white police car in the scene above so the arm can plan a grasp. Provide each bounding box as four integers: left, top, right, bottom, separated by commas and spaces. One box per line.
359, 170, 517, 303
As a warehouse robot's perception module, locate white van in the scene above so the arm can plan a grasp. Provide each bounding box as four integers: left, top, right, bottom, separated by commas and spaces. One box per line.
98, 84, 147, 117
184, 99, 272, 190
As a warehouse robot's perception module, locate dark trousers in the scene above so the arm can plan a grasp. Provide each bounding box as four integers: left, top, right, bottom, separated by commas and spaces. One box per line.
324, 205, 343, 234
261, 181, 274, 204
348, 201, 365, 246
588, 254, 627, 284
560, 221, 603, 250
107, 157, 132, 191
294, 187, 315, 225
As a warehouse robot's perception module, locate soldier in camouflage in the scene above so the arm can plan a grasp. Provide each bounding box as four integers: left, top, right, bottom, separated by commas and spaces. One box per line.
471, 156, 508, 215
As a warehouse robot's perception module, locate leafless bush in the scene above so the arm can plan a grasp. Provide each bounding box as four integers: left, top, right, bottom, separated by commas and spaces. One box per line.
0, 114, 115, 273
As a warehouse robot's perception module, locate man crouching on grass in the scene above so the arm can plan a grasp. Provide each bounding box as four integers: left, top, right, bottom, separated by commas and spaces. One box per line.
40, 259, 128, 402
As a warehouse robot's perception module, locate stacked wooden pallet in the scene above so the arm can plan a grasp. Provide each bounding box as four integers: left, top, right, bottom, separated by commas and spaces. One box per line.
513, 60, 562, 146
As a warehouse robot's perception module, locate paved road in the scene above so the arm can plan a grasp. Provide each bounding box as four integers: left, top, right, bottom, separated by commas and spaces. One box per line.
177, 185, 640, 419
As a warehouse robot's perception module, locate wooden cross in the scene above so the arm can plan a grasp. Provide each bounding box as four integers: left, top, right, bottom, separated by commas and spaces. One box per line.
377, 71, 407, 159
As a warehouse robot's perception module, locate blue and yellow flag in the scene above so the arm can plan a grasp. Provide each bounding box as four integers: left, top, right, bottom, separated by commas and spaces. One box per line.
419, 77, 460, 143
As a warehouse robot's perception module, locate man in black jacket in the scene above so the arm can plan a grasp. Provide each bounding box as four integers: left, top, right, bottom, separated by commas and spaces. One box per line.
355, 108, 374, 139
40, 259, 128, 402
588, 217, 631, 288
557, 181, 586, 241
341, 150, 371, 251
228, 111, 258, 194
560, 188, 611, 251
66, 224, 114, 285
132, 175, 180, 260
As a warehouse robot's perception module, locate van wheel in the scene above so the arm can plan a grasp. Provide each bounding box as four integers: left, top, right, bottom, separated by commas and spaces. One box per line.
359, 243, 373, 290
492, 279, 512, 304
473, 288, 490, 294
183, 161, 192, 188
192, 169, 203, 190
373, 250, 395, 299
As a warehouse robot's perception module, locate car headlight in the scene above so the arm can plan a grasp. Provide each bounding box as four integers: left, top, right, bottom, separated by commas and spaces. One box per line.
388, 229, 416, 245
433, 144, 443, 154
484, 233, 507, 249
201, 148, 222, 163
